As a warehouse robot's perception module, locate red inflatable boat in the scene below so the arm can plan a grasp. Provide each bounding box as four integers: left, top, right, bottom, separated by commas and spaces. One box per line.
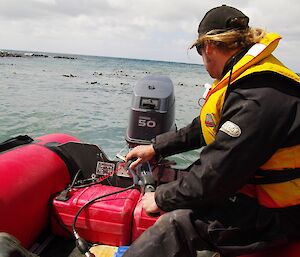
1, 133, 300, 257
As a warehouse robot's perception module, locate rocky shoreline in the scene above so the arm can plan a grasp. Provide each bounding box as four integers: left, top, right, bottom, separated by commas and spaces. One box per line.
0, 51, 23, 57
0, 50, 77, 60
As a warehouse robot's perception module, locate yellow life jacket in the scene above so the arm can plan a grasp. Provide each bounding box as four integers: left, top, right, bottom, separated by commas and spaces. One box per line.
200, 33, 300, 208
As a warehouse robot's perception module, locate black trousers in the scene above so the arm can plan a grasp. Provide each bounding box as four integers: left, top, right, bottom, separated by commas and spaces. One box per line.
123, 194, 300, 257
0, 233, 38, 257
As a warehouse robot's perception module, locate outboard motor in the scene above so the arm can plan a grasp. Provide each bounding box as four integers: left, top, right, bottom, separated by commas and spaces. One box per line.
126, 75, 176, 146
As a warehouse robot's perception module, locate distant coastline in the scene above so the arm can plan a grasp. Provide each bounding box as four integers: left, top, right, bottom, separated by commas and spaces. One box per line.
0, 50, 77, 60
0, 49, 202, 67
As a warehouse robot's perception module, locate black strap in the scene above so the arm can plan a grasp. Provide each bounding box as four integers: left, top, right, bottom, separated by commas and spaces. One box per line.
0, 135, 34, 153
44, 142, 81, 180
249, 168, 300, 184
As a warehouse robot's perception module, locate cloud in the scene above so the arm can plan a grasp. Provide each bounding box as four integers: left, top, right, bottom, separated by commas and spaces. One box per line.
0, 0, 299, 71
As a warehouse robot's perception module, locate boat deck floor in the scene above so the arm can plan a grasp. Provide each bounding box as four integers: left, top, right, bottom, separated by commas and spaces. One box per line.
36, 235, 80, 257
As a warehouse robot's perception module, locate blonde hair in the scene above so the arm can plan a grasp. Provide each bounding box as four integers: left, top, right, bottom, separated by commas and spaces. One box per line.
192, 28, 267, 52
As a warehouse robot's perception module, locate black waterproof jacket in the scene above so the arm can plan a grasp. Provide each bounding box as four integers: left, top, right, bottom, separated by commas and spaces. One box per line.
153, 71, 300, 212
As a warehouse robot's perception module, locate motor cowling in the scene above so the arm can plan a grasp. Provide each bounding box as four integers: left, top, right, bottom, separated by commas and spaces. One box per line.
126, 75, 176, 146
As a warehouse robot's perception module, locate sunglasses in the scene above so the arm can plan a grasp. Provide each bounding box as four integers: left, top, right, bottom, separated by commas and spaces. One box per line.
195, 43, 203, 56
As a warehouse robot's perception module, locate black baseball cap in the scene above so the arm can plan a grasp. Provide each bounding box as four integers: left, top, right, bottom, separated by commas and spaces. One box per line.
198, 5, 249, 36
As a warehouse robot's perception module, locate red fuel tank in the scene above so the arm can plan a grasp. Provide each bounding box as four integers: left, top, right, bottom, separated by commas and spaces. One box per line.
0, 133, 80, 247
52, 184, 141, 246
131, 195, 160, 242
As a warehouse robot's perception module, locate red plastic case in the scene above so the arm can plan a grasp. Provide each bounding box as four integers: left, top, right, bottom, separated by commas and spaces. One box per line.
52, 184, 140, 246
131, 196, 160, 242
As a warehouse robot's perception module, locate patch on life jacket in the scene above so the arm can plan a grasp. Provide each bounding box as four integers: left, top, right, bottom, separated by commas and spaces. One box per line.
205, 114, 215, 127
220, 121, 241, 138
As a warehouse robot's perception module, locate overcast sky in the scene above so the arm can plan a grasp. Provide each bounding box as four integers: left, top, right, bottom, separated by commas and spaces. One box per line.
0, 0, 299, 71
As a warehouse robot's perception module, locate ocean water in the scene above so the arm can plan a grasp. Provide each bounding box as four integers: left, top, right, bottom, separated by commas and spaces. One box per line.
0, 51, 211, 165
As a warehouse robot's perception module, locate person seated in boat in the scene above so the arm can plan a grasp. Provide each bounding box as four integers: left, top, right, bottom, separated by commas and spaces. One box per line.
124, 4, 300, 257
